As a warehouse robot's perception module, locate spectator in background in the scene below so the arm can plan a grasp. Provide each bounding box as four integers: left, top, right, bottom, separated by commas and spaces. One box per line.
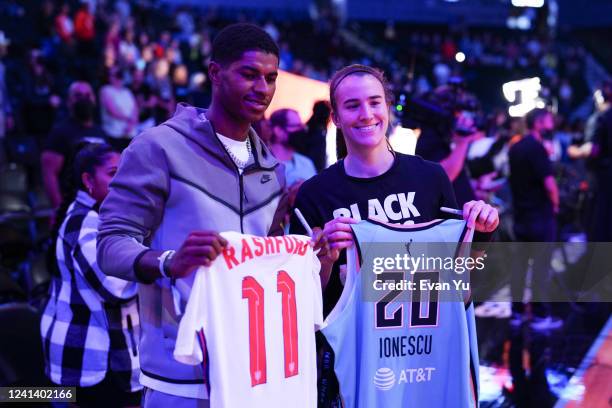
415, 87, 482, 207
41, 143, 141, 408
508, 108, 561, 329
42, 81, 107, 212
131, 68, 156, 132
303, 100, 331, 172
104, 19, 121, 58
187, 71, 211, 110
0, 31, 13, 140
74, 1, 95, 54
22, 51, 61, 138
574, 80, 612, 241
269, 108, 316, 229
55, 3, 74, 45
252, 117, 273, 146
99, 67, 138, 150
118, 28, 139, 69
269, 108, 317, 186
279, 41, 294, 71
150, 58, 175, 123
172, 64, 190, 103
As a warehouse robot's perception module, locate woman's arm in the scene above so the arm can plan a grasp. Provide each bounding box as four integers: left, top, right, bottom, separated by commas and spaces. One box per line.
75, 210, 138, 303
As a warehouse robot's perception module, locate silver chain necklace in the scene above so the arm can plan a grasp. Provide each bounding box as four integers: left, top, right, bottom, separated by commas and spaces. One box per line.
220, 137, 252, 170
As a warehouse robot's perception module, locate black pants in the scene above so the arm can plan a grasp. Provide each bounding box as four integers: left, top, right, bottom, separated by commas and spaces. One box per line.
511, 214, 556, 317
76, 374, 141, 407
591, 167, 612, 241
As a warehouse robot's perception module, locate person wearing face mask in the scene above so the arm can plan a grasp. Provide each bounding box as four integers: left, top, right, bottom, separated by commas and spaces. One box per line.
269, 108, 316, 185
269, 108, 317, 230
507, 108, 562, 406
41, 143, 142, 407
42, 81, 107, 213
508, 108, 561, 328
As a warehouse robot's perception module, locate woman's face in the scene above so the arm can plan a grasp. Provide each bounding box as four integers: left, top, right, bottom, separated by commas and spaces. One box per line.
85, 152, 120, 203
332, 74, 389, 153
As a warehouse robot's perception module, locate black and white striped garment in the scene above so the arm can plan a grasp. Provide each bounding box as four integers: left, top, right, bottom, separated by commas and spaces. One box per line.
41, 191, 141, 390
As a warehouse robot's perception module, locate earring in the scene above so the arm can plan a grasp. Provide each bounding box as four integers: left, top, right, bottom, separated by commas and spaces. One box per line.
87, 186, 93, 195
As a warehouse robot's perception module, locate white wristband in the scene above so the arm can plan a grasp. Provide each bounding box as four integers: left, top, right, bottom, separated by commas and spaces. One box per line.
157, 250, 175, 279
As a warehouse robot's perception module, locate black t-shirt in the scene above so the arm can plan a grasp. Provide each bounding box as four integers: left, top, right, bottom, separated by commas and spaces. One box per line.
508, 135, 553, 219
290, 152, 458, 314
415, 126, 476, 207
44, 118, 108, 193
593, 107, 612, 170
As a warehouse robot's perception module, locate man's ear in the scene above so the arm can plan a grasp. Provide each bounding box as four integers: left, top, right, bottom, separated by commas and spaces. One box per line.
208, 61, 222, 85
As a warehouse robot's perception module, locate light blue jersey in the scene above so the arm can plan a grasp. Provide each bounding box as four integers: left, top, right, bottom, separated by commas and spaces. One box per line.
321, 218, 479, 408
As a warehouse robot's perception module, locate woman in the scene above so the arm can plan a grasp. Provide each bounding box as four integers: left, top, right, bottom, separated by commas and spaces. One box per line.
292, 64, 498, 295
100, 67, 138, 151
41, 143, 141, 407
290, 64, 499, 405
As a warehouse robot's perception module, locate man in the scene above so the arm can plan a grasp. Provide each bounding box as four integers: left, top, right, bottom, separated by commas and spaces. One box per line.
269, 109, 316, 208
568, 80, 612, 241
41, 81, 106, 210
507, 108, 562, 407
269, 108, 317, 230
508, 108, 560, 328
415, 87, 483, 207
97, 23, 286, 407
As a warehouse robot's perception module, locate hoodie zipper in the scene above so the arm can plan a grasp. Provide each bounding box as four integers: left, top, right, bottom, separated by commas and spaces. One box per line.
239, 173, 245, 233
212, 129, 246, 233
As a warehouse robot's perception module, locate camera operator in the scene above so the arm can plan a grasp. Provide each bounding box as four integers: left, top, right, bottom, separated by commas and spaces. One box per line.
414, 84, 483, 207
568, 80, 612, 241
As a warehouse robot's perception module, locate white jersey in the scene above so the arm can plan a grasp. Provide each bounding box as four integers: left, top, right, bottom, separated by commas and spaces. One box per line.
174, 232, 323, 408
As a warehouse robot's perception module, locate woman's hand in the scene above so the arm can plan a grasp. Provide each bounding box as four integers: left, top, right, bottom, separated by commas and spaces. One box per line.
462, 200, 499, 233
311, 217, 358, 267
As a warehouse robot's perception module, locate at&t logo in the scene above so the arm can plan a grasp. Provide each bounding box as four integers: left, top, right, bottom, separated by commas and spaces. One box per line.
373, 367, 436, 391
373, 367, 396, 391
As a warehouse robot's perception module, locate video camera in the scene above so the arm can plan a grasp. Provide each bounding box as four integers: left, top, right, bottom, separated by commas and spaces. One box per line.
395, 77, 485, 138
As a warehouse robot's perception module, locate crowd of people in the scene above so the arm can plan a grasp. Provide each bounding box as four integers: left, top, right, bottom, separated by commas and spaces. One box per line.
0, 1, 611, 408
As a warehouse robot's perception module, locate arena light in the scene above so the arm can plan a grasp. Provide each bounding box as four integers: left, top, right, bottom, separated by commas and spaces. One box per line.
511, 0, 544, 7
389, 126, 418, 155
455, 52, 466, 63
503, 77, 543, 117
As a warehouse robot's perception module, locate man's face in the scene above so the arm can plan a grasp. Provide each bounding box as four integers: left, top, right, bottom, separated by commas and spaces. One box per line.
273, 110, 303, 144
537, 112, 554, 133
69, 83, 96, 110
212, 50, 278, 124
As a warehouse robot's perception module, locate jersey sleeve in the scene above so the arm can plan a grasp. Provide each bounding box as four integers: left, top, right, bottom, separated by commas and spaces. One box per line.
174, 267, 207, 365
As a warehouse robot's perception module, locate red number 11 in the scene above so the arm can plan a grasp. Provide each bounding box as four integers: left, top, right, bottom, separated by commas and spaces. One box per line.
242, 270, 298, 387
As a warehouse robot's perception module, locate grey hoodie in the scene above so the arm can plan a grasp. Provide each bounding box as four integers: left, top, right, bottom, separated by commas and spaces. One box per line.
97, 104, 288, 398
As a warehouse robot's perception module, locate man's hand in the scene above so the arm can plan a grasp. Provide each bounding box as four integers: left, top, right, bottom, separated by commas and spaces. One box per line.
168, 231, 228, 278
463, 200, 499, 233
